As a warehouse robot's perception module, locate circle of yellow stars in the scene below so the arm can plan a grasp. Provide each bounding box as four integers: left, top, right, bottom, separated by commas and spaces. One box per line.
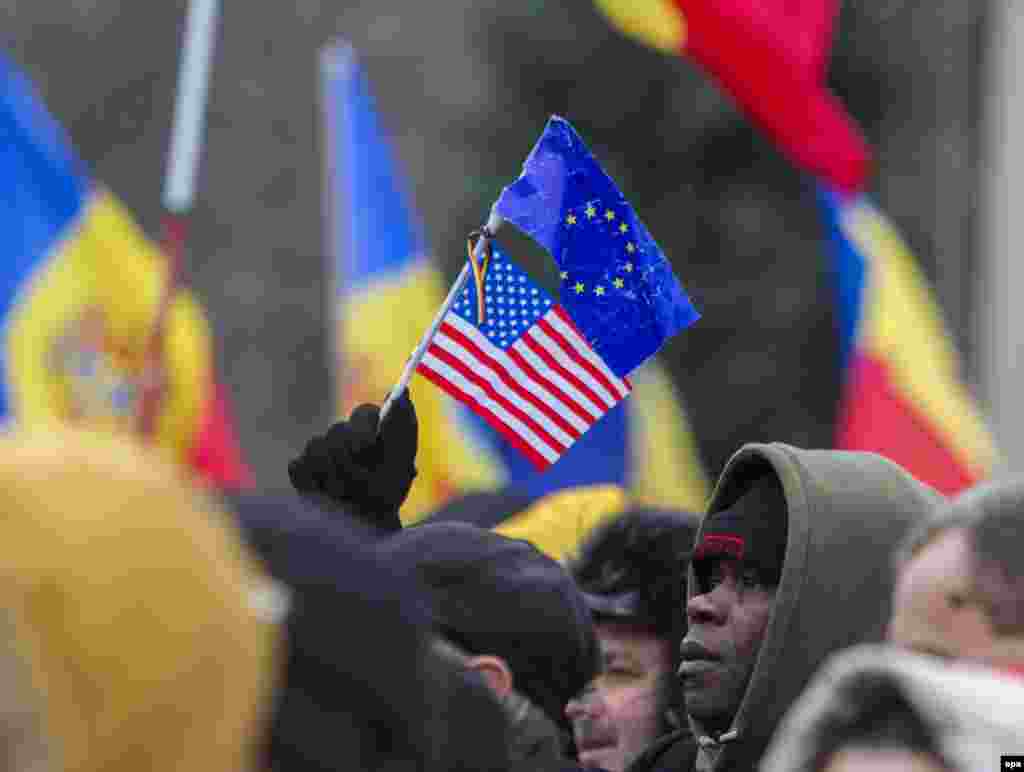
560, 200, 641, 297
564, 203, 637, 252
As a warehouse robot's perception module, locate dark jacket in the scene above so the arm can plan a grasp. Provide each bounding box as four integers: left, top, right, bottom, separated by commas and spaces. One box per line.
629, 443, 941, 772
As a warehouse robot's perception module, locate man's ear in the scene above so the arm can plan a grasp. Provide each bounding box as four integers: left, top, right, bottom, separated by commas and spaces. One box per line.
465, 654, 514, 700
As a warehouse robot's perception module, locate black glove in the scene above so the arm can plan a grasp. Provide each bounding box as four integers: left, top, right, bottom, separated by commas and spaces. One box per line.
288, 390, 418, 531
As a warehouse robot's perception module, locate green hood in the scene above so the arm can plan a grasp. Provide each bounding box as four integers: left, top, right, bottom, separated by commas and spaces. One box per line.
687, 443, 942, 772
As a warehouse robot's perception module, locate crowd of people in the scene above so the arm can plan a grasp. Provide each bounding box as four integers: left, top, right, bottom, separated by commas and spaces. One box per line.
2, 389, 1023, 771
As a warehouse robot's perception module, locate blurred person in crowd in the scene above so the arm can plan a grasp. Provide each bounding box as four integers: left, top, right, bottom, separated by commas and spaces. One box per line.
289, 393, 603, 768
565, 507, 699, 772
760, 644, 1024, 772
0, 429, 278, 772
231, 493, 513, 772
890, 480, 1024, 674
629, 444, 940, 772
375, 521, 602, 770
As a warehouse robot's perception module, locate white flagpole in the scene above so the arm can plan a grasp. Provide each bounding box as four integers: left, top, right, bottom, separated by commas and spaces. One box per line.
139, 0, 221, 438
162, 0, 220, 214
377, 211, 503, 426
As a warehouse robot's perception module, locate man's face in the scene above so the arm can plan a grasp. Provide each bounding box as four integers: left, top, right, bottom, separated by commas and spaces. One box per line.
889, 527, 997, 662
565, 622, 673, 772
678, 558, 776, 733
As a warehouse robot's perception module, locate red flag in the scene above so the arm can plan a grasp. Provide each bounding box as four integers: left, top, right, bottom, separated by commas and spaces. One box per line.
594, 0, 871, 192
672, 0, 871, 193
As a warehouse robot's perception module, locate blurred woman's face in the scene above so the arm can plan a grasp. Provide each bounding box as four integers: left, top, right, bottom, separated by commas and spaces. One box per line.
565, 622, 673, 772
822, 748, 950, 772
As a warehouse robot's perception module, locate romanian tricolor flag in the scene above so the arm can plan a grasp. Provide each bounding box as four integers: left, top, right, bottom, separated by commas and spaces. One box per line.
0, 53, 251, 489
820, 187, 997, 495
594, 0, 997, 494
322, 42, 710, 525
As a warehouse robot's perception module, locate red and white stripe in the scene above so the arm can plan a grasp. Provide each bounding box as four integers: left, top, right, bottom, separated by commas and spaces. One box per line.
416, 305, 630, 470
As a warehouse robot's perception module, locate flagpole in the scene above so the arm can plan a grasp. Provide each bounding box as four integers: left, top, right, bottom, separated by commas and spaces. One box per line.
378, 212, 503, 426
162, 0, 221, 217
138, 0, 221, 438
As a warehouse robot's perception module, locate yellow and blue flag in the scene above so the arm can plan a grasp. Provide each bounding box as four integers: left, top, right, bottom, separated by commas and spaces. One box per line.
323, 43, 501, 521
0, 52, 250, 488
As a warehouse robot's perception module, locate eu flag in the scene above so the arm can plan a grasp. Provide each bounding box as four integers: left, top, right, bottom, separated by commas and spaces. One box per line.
494, 116, 699, 377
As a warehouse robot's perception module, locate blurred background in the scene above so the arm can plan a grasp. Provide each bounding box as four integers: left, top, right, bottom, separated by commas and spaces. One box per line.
3, 0, 1004, 493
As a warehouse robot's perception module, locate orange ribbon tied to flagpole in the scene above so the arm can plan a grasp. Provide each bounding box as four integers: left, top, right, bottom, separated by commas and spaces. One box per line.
466, 233, 493, 325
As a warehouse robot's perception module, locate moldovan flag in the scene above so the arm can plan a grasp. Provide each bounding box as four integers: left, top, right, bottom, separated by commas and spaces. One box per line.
322, 42, 501, 521
0, 53, 251, 488
820, 186, 997, 495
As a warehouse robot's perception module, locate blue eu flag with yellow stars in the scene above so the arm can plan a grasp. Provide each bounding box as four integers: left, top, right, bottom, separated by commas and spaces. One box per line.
493, 116, 699, 377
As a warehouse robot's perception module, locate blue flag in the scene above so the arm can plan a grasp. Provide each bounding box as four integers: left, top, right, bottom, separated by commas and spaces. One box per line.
493, 116, 699, 377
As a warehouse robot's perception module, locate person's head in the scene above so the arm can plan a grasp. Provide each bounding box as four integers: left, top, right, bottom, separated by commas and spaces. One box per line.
0, 430, 279, 772
806, 674, 952, 772
758, 644, 1024, 772
761, 650, 956, 772
565, 507, 698, 772
232, 494, 512, 772
375, 521, 600, 734
679, 471, 787, 734
890, 480, 1024, 665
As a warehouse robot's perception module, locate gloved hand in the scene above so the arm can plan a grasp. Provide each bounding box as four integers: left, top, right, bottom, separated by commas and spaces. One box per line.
288, 390, 418, 532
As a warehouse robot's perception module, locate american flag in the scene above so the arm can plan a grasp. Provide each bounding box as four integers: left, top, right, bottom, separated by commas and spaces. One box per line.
416, 246, 631, 470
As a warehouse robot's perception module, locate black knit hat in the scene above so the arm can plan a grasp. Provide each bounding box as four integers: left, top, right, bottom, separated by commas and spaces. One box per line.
376, 521, 600, 731
569, 507, 700, 635
693, 472, 789, 586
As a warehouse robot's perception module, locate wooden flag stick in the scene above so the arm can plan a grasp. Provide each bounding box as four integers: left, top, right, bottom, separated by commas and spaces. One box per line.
378, 215, 502, 427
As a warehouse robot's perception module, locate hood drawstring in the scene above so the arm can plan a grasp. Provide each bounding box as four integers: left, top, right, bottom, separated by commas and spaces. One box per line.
696, 728, 740, 747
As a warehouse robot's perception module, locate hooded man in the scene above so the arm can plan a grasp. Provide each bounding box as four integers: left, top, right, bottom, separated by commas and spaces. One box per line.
566, 507, 699, 772
630, 443, 940, 772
